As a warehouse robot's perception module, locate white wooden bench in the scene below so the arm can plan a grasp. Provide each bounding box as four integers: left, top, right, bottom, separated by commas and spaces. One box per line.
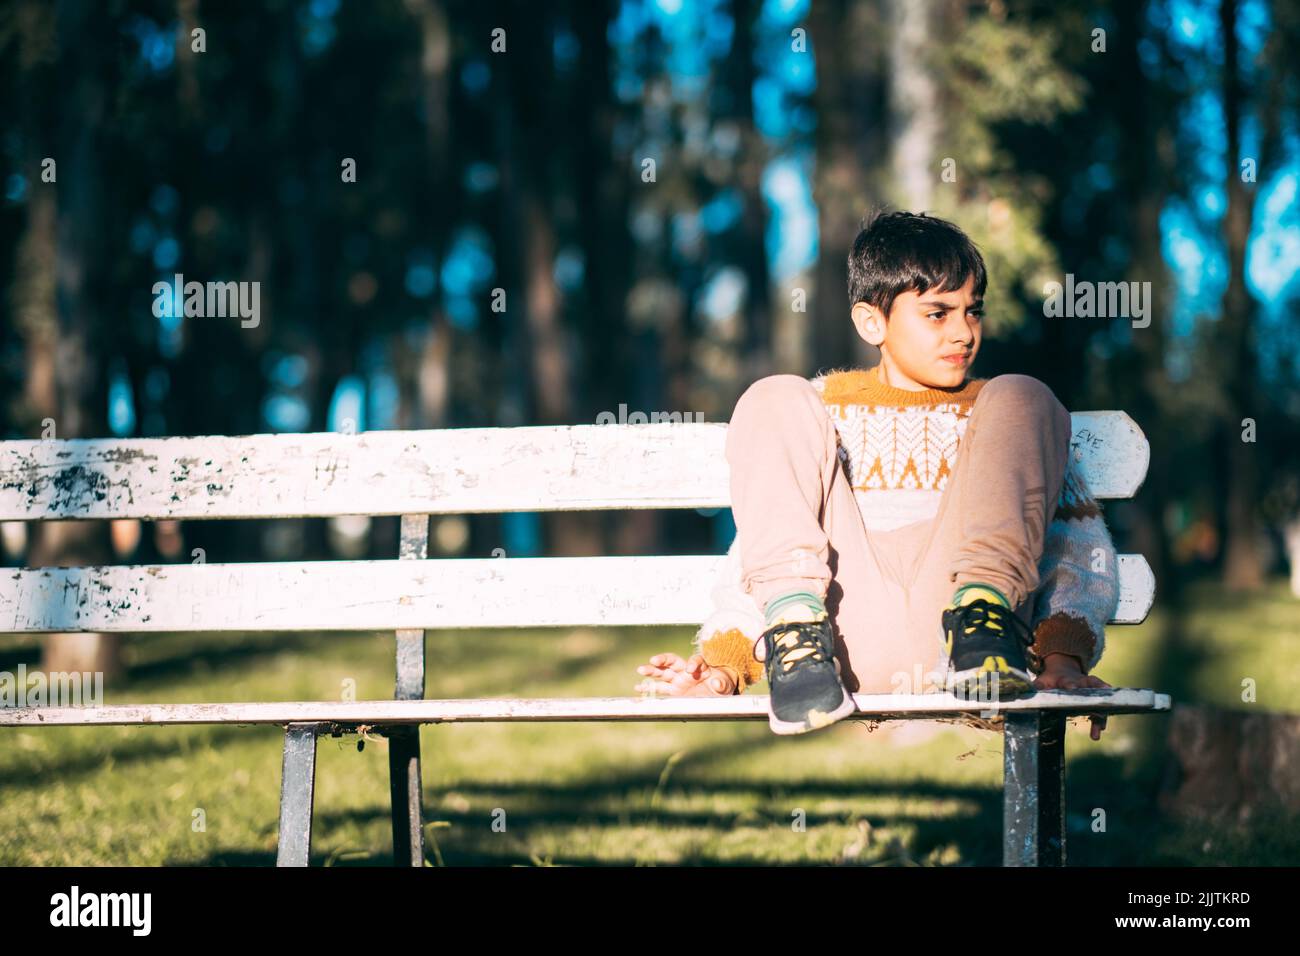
0, 412, 1165, 866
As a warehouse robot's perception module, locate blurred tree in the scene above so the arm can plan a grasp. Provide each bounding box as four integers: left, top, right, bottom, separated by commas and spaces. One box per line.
725, 0, 774, 380
808, 0, 884, 372
18, 0, 121, 677
927, 0, 1083, 336
887, 0, 939, 213
1217, 0, 1262, 590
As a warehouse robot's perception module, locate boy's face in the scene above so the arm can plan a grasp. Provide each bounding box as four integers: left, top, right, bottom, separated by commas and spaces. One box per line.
850, 277, 982, 390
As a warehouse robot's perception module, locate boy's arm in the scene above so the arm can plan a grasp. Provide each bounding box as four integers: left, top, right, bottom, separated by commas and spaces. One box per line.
1030, 460, 1121, 675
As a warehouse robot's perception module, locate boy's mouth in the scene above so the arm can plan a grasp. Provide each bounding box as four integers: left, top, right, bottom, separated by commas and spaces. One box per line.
940, 353, 971, 366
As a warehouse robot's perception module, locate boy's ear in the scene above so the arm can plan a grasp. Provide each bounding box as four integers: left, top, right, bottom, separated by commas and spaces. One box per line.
851, 301, 887, 347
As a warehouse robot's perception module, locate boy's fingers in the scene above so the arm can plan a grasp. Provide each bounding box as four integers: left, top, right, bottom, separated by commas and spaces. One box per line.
638, 670, 689, 689
637, 678, 681, 696
1036, 672, 1113, 693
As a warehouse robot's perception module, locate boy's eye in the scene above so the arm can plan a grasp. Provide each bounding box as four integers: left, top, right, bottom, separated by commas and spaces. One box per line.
928, 311, 946, 321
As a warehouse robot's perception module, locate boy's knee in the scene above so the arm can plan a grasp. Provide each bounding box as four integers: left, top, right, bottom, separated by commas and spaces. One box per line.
980, 373, 1048, 404
982, 374, 1066, 415
981, 374, 1072, 442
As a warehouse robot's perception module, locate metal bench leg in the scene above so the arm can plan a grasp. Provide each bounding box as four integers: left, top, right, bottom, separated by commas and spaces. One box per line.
387, 514, 430, 867
276, 722, 323, 866
389, 725, 425, 866
1003, 710, 1066, 866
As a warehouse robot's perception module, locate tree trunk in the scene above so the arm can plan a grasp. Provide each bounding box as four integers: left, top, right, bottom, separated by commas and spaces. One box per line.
491, 6, 598, 557
1110, 0, 1176, 594
36, 0, 119, 678
574, 0, 640, 556
809, 0, 884, 373
1218, 0, 1263, 591
887, 0, 938, 212
405, 0, 455, 435
728, 0, 774, 380
1158, 703, 1300, 823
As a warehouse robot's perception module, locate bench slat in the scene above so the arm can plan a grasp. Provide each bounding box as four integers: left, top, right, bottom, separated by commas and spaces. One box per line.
0, 689, 1172, 727
0, 553, 1155, 632
0, 413, 1148, 520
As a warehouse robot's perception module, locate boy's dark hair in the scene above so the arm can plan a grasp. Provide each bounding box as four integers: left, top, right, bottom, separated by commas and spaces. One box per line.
847, 211, 987, 316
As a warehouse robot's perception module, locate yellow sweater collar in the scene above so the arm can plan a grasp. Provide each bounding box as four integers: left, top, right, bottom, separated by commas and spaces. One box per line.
816, 364, 986, 407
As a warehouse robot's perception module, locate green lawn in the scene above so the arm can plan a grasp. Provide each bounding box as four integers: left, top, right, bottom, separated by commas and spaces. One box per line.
2, 579, 1298, 866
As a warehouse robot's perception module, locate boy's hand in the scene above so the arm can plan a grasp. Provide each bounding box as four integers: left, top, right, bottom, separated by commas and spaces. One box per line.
635, 653, 738, 697
1032, 652, 1110, 741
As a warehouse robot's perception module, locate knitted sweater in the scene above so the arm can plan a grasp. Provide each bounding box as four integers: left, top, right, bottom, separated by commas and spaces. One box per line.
694, 366, 1121, 691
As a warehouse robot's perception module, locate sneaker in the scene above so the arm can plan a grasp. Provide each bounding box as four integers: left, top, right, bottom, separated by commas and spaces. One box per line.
942, 598, 1037, 702
759, 610, 856, 735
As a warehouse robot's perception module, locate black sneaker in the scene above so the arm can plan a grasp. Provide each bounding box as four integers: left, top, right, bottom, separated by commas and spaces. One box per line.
942, 598, 1038, 702
759, 612, 856, 735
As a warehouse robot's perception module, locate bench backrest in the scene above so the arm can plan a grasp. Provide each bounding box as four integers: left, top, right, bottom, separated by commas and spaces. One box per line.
0, 414, 1153, 634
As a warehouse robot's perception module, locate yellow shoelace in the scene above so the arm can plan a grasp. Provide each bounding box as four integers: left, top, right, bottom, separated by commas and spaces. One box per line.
770, 625, 824, 673
965, 605, 1005, 634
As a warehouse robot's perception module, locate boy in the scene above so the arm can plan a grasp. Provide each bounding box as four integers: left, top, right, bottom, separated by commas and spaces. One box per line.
636, 211, 1118, 738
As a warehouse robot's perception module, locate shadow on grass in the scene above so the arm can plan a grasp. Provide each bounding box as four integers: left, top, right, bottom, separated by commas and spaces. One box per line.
173, 725, 1157, 867
178, 760, 1125, 867
137, 695, 1276, 868
0, 723, 282, 791
213, 739, 1287, 867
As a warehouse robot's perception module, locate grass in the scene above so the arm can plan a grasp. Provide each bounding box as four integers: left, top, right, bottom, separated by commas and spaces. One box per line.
1, 579, 1298, 866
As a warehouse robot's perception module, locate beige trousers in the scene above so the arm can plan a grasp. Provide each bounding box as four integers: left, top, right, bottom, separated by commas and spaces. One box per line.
724, 373, 1072, 694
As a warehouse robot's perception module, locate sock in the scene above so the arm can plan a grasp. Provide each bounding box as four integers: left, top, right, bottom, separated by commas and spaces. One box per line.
949, 582, 1011, 610
763, 590, 828, 625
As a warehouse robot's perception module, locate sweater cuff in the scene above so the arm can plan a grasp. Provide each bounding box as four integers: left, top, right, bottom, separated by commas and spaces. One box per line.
698, 627, 764, 692
1031, 612, 1097, 674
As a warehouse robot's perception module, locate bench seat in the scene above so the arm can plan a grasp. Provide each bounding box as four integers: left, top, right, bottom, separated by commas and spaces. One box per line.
0, 688, 1171, 727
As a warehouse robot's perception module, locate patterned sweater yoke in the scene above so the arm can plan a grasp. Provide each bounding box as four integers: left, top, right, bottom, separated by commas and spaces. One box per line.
812, 366, 987, 532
